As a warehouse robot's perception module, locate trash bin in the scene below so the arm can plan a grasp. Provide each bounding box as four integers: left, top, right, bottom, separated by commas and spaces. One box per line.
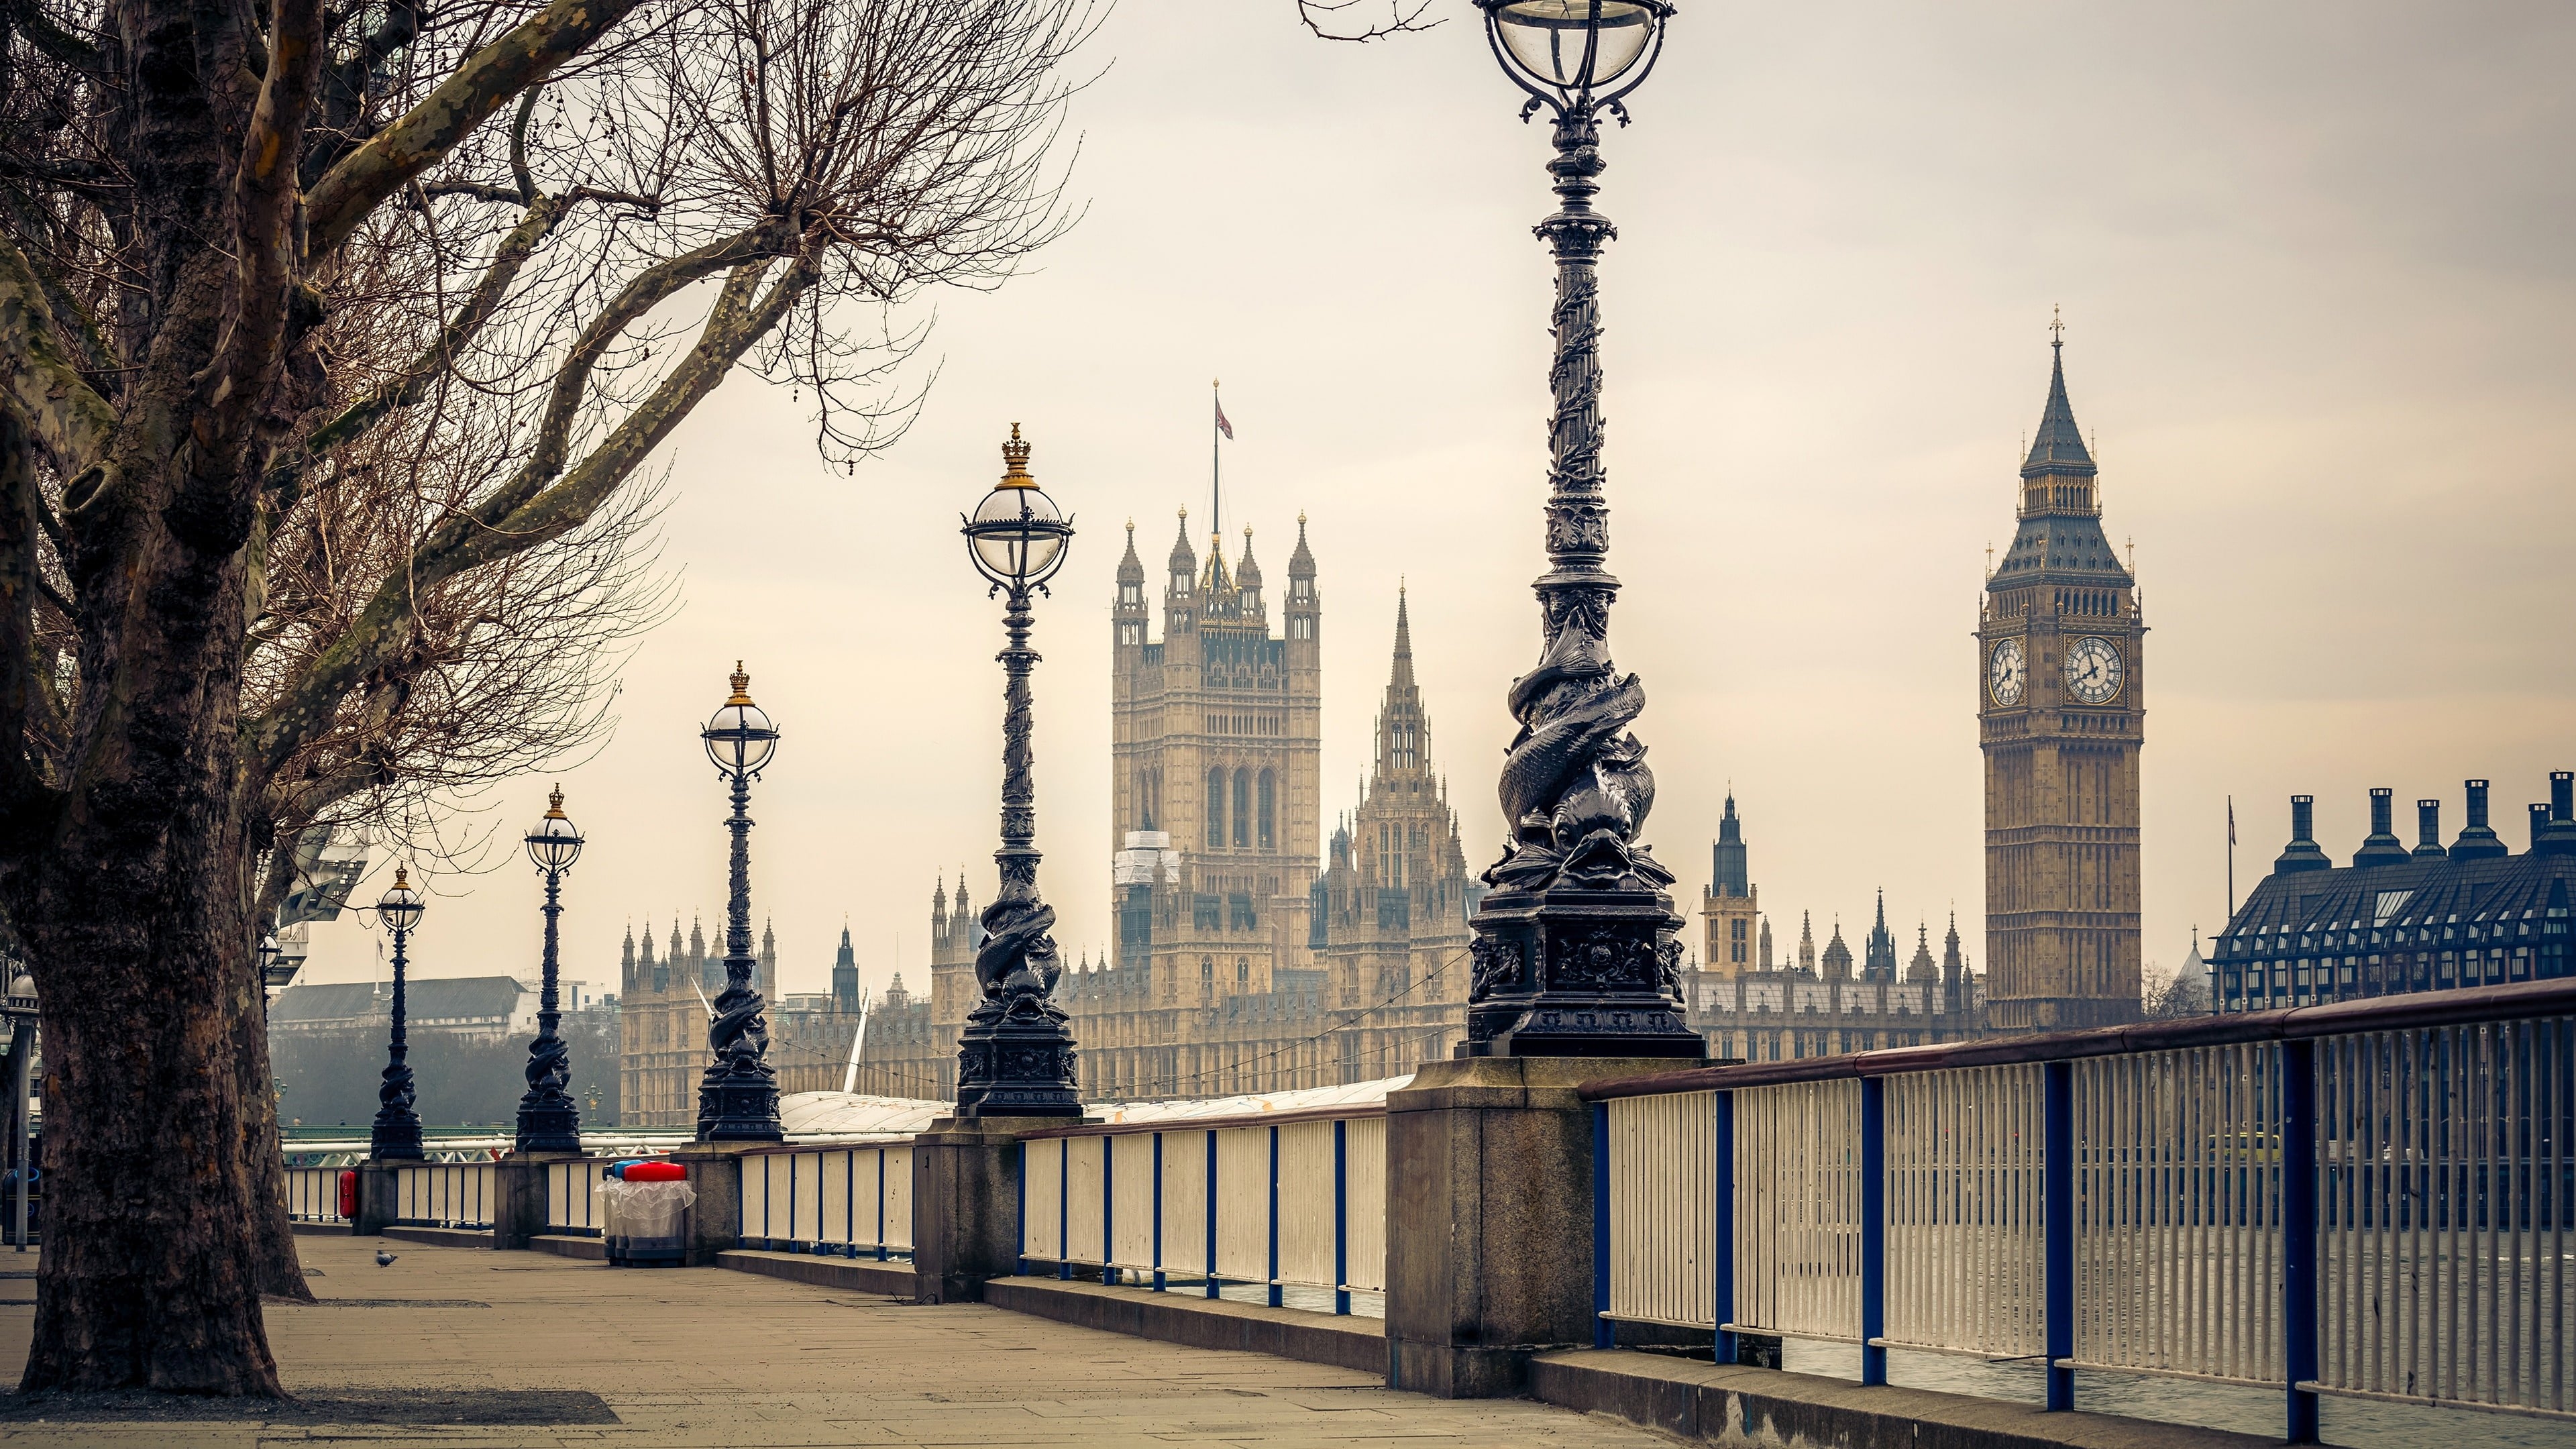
602, 1177, 693, 1267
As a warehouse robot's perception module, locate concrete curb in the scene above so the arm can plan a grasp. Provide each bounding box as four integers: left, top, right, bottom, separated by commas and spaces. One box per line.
289, 1220, 354, 1236
378, 1225, 496, 1249
1527, 1349, 2278, 1449
531, 1234, 607, 1260
716, 1249, 914, 1297
981, 1278, 1385, 1376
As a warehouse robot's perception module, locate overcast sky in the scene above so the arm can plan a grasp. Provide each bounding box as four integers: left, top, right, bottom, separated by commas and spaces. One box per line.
294, 1, 2576, 1011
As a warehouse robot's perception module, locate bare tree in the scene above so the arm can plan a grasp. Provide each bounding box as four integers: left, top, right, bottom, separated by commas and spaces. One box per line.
0, 0, 1093, 1395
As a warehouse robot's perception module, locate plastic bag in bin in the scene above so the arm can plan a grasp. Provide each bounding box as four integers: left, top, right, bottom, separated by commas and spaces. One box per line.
602, 1176, 694, 1267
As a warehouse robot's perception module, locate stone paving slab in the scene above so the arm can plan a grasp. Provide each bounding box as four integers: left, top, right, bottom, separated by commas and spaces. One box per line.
0, 1235, 1667, 1446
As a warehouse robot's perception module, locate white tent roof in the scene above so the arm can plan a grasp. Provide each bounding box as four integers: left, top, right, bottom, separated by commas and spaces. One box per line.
777, 1073, 1413, 1141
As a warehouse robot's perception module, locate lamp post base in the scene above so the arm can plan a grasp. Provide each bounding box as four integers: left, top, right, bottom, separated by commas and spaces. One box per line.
370, 1111, 425, 1161
515, 1093, 583, 1155
954, 1012, 1083, 1119
696, 1068, 782, 1142
1460, 888, 1705, 1058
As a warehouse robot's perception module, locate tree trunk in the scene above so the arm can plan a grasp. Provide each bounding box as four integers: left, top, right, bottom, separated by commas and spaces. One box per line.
13, 416, 283, 1390
17, 860, 282, 1393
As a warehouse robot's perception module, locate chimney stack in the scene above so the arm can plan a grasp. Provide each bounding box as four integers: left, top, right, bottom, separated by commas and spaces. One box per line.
2353, 786, 2410, 867
2275, 794, 2332, 873
2451, 778, 2509, 861
2532, 771, 2576, 857
2414, 799, 2446, 859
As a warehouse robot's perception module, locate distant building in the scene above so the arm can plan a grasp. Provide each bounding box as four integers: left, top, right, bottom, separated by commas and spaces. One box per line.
850, 566, 1477, 1099
1684, 799, 1990, 1061
268, 975, 592, 1041
1978, 329, 2147, 1030
2208, 775, 2575, 1012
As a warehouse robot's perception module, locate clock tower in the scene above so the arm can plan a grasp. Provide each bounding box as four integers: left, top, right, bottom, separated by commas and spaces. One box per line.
1978, 324, 2145, 1031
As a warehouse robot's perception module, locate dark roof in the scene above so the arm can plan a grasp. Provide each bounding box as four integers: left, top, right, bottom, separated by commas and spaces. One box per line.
2218, 846, 2576, 951
1990, 515, 2131, 587
268, 975, 527, 1025
269, 981, 379, 1024
2022, 342, 2096, 479
407, 977, 527, 1019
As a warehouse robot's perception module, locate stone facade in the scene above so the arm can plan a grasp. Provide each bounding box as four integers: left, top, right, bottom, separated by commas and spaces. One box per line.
618, 915, 867, 1127
849, 564, 1480, 1100
1978, 330, 2147, 1032
1682, 798, 1990, 1061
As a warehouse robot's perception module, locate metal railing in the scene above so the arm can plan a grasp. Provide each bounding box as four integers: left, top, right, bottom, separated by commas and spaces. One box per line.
735, 1142, 916, 1258
544, 1158, 611, 1235
1584, 977, 2576, 1438
282, 1165, 347, 1223
394, 1160, 496, 1229
1016, 1108, 1387, 1313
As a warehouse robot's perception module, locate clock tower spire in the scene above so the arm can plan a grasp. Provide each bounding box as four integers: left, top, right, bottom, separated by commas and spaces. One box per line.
1978, 319, 2145, 1031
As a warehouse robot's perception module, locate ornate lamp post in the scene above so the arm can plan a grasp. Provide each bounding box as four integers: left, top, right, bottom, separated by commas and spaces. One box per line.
516, 786, 586, 1152
697, 664, 784, 1140
370, 866, 427, 1159
1462, 0, 1701, 1058
955, 425, 1082, 1116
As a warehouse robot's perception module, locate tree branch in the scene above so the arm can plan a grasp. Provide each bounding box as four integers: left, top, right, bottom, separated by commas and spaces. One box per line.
300, 195, 566, 460
0, 235, 117, 492
201, 0, 329, 466
3, 0, 103, 68
245, 252, 813, 782
1297, 0, 1439, 42
303, 0, 651, 261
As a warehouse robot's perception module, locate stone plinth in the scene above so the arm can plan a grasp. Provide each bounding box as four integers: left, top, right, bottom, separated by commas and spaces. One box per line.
353, 1161, 401, 1236
669, 1144, 752, 1266
911, 1114, 1068, 1304
492, 1152, 581, 1250
1385, 1053, 1703, 1399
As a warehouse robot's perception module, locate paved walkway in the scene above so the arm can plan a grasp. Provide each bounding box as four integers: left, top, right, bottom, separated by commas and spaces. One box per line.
0, 1234, 1670, 1446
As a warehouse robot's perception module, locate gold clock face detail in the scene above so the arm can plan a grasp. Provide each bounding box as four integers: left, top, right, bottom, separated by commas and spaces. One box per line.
2063, 635, 2124, 704
1988, 638, 2025, 706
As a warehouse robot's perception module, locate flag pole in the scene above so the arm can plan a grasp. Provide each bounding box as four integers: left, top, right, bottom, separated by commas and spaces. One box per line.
1211, 378, 1222, 547
2226, 794, 2236, 916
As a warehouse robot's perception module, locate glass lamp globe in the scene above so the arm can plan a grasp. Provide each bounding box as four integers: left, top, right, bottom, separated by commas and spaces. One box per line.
702, 662, 780, 775
964, 425, 1072, 590
525, 784, 585, 873
377, 865, 426, 933
1482, 0, 1668, 98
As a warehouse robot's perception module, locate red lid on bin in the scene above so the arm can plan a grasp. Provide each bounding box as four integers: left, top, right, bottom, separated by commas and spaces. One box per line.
619, 1160, 688, 1182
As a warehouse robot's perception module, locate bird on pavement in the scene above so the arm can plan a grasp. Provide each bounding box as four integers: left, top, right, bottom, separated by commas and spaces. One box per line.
375, 1250, 398, 1267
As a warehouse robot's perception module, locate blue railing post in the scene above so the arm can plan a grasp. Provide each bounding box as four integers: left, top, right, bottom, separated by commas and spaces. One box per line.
1333, 1118, 1350, 1316
1713, 1090, 1737, 1366
1267, 1125, 1283, 1307
1592, 1099, 1613, 1348
875, 1148, 889, 1262
1014, 1141, 1028, 1277
1203, 1130, 1220, 1299
1057, 1139, 1073, 1281
1151, 1131, 1167, 1292
2283, 1038, 2321, 1443
1860, 1075, 1887, 1386
2043, 1060, 2075, 1412
1102, 1134, 1116, 1287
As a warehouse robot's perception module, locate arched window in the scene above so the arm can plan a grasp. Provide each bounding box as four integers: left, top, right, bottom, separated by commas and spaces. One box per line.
1200, 956, 1214, 980
1233, 768, 1251, 847
1257, 770, 1276, 849
1206, 767, 1226, 848
1236, 957, 1250, 983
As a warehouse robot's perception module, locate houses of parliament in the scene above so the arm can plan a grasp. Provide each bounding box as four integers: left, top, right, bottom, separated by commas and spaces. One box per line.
616, 335, 2146, 1114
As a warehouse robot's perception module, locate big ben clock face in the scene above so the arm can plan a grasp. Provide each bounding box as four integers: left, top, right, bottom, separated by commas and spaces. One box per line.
1988, 638, 2026, 706
2064, 635, 2124, 704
